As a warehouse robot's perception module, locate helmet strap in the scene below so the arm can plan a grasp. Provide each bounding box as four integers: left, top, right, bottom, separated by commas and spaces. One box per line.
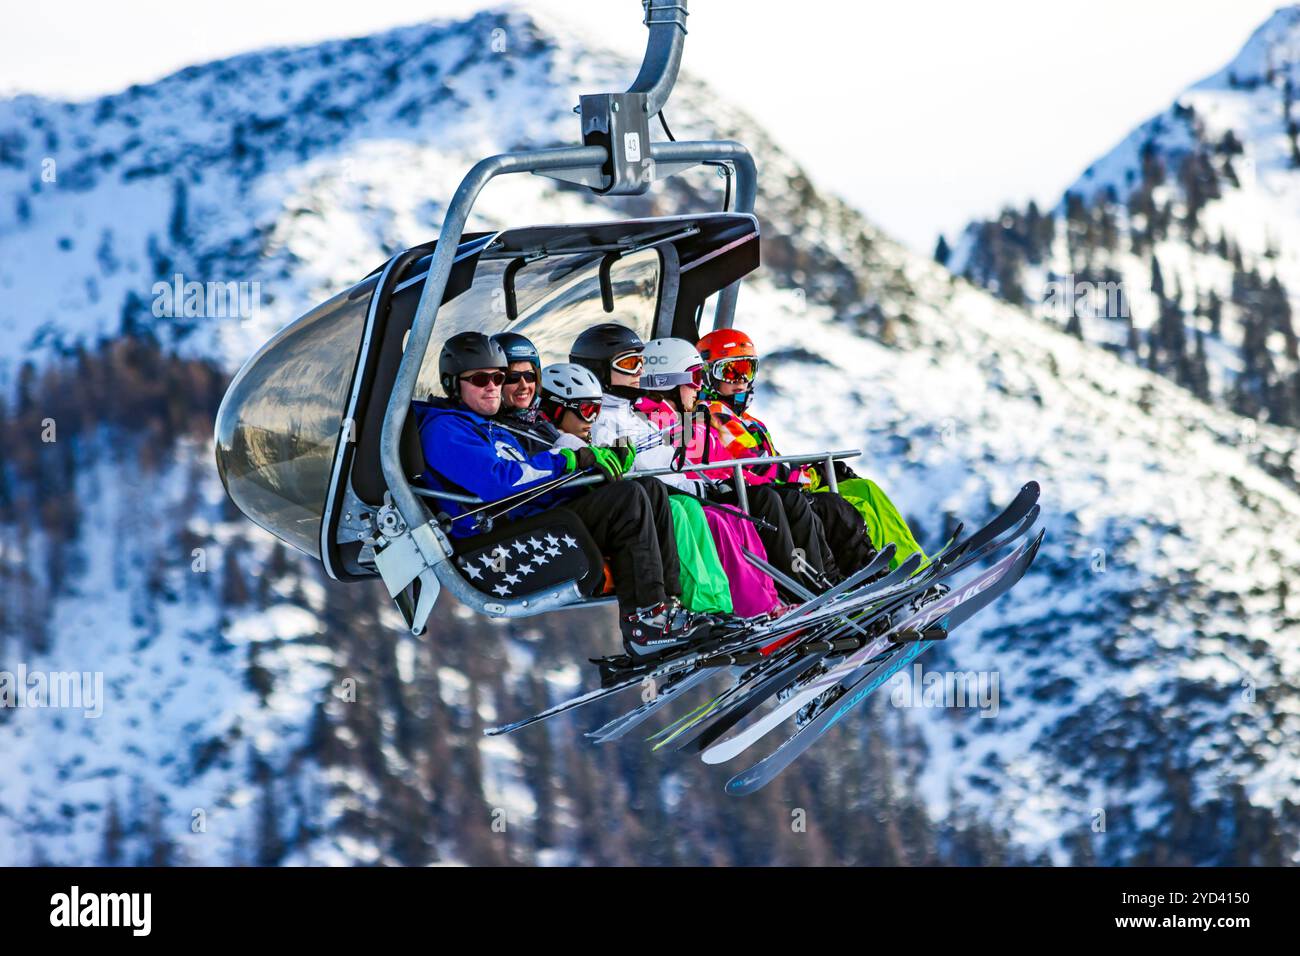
607, 383, 643, 401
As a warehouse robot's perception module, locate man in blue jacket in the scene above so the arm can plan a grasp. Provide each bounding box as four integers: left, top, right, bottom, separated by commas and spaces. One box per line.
412, 331, 710, 658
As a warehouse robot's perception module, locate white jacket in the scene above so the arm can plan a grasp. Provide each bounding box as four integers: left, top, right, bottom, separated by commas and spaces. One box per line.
588, 392, 702, 493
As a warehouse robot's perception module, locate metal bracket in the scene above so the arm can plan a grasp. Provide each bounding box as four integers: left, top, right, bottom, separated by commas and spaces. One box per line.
580, 92, 653, 195
374, 520, 449, 636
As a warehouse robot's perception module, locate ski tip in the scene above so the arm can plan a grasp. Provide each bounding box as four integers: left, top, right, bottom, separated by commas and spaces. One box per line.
1022, 503, 1041, 532
724, 768, 769, 796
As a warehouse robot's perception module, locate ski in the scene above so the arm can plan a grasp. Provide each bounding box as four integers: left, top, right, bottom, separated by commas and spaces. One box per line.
484, 546, 904, 737
670, 504, 1039, 755
484, 482, 1040, 739
579, 546, 915, 738
583, 666, 719, 743
645, 554, 924, 750
705, 530, 1044, 778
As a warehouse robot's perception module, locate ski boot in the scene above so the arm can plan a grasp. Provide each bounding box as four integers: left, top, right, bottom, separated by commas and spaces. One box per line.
620, 598, 714, 661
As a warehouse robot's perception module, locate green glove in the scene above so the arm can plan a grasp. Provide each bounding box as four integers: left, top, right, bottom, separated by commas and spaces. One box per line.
588, 445, 626, 482
560, 446, 623, 482
611, 443, 636, 473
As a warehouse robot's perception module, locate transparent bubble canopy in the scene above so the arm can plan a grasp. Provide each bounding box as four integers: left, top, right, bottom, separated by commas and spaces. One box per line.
214, 283, 372, 558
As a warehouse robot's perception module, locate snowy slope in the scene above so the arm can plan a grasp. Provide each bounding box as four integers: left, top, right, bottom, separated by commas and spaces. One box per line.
1, 5, 1298, 865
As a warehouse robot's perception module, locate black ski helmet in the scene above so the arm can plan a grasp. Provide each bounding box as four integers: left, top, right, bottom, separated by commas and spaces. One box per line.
439, 331, 507, 398
569, 323, 644, 388
491, 331, 541, 373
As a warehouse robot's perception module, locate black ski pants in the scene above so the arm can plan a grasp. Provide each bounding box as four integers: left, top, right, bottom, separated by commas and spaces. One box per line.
706, 483, 834, 597
774, 485, 878, 581
560, 480, 668, 613
630, 476, 682, 600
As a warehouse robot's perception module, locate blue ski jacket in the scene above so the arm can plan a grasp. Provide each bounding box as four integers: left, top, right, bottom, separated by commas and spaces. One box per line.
411, 399, 575, 538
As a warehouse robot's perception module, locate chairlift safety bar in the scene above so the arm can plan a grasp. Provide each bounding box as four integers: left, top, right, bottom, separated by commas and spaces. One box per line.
412, 449, 859, 506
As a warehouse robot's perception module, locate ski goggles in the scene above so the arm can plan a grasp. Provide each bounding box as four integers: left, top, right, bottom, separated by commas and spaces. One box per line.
459, 371, 507, 388
610, 350, 646, 375
709, 357, 757, 385
641, 363, 705, 391
556, 399, 602, 423
504, 369, 538, 385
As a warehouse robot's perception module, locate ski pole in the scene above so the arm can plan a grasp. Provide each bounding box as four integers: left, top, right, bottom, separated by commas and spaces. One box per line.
667, 486, 777, 533
447, 464, 597, 527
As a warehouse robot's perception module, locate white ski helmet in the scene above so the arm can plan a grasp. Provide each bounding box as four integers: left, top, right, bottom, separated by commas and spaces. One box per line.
541, 363, 603, 401
540, 363, 604, 425
639, 337, 705, 391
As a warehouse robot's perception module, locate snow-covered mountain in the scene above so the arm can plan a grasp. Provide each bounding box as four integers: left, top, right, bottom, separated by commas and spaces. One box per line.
1, 6, 1298, 865
951, 7, 1300, 431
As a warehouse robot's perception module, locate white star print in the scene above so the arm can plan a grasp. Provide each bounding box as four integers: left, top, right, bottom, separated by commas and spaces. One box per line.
533, 553, 549, 566
546, 547, 560, 557
544, 534, 559, 548
493, 584, 511, 596
513, 541, 529, 555
561, 535, 578, 549
479, 555, 496, 568
517, 564, 534, 576
464, 564, 483, 580
528, 537, 543, 550
504, 574, 520, 585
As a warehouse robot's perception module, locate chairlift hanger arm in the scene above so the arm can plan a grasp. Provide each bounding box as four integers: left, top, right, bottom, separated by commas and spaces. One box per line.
630, 0, 688, 115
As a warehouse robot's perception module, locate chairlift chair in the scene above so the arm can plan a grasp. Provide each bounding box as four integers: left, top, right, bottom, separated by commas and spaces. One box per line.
214, 1, 854, 635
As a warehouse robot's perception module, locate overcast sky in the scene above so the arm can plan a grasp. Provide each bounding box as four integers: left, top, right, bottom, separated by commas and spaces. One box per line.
0, 0, 1288, 251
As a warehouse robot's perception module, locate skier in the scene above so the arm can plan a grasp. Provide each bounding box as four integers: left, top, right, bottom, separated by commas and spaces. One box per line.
491, 331, 562, 454
696, 328, 926, 572
541, 362, 734, 618
636, 338, 785, 618
571, 323, 833, 598
411, 331, 710, 656
494, 330, 542, 418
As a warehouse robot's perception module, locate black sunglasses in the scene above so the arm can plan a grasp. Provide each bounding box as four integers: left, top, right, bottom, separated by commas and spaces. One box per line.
460, 371, 506, 388
504, 370, 538, 385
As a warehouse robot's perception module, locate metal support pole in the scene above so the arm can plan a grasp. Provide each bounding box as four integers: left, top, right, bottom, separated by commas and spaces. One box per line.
378, 146, 606, 557
733, 463, 749, 514
646, 140, 758, 330
824, 454, 838, 493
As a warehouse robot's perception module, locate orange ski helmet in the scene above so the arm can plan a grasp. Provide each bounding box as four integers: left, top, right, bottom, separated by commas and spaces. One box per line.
697, 328, 759, 395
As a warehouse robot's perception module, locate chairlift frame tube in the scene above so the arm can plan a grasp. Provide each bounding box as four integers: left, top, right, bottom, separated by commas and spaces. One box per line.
378, 139, 758, 568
